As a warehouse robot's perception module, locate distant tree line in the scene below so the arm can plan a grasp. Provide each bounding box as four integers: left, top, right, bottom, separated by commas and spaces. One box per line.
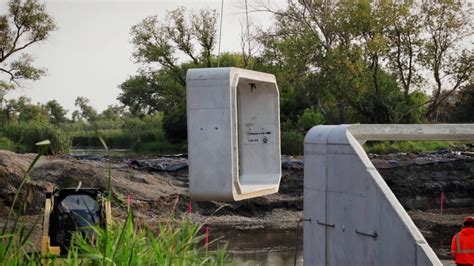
117, 1, 473, 145
0, 0, 472, 155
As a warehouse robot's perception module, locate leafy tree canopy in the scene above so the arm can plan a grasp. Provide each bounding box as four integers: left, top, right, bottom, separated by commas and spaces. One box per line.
0, 0, 56, 92
120, 7, 225, 141
45, 99, 68, 125
256, 0, 472, 124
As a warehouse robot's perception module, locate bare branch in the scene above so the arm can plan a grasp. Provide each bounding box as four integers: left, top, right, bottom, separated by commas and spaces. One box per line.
0, 67, 14, 81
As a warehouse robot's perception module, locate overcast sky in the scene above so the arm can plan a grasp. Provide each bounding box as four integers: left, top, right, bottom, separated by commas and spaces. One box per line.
1, 0, 286, 113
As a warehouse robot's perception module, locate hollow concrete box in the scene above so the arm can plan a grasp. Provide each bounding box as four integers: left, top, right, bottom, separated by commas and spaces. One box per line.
186, 67, 281, 201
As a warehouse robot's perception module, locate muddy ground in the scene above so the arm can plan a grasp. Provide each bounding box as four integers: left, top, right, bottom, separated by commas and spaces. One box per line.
0, 149, 473, 259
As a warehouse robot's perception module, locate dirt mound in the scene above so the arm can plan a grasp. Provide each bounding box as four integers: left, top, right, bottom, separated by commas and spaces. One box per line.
0, 150, 187, 216
30, 160, 108, 188
378, 158, 474, 210
0, 150, 115, 213
0, 151, 45, 214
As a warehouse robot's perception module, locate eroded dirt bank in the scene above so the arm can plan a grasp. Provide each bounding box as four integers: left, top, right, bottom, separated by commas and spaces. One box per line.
0, 149, 473, 259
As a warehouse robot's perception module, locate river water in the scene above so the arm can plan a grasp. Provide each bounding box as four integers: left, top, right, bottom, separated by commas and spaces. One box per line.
211, 226, 454, 265
211, 226, 304, 266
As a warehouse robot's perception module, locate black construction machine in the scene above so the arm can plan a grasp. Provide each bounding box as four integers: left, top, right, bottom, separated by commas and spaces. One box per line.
41, 188, 111, 257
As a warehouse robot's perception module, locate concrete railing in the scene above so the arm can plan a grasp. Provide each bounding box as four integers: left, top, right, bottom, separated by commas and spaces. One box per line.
350, 124, 474, 141
304, 124, 474, 266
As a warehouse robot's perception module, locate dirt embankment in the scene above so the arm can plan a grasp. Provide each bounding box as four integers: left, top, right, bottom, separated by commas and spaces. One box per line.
0, 152, 305, 232
0, 149, 473, 258
0, 150, 189, 220
372, 151, 474, 210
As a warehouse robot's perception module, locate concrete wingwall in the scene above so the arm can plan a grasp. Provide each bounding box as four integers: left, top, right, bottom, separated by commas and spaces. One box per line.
304, 125, 441, 266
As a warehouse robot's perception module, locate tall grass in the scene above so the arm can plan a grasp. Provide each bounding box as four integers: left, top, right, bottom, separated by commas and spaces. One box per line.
281, 130, 304, 155
59, 214, 228, 265
0, 137, 15, 150
0, 122, 70, 155
71, 130, 133, 149
364, 140, 459, 154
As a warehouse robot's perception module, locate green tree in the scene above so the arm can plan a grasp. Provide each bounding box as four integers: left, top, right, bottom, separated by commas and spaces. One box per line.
257, 1, 411, 124
45, 99, 68, 125
130, 7, 217, 71
100, 104, 125, 121
257, 1, 472, 124
0, 0, 56, 92
447, 83, 474, 122
118, 75, 150, 116
118, 72, 185, 117
255, 6, 323, 124
162, 103, 186, 142
121, 7, 219, 141
18, 101, 47, 122
74, 96, 98, 123
297, 108, 325, 132
384, 2, 423, 99
3, 96, 48, 122
420, 1, 473, 120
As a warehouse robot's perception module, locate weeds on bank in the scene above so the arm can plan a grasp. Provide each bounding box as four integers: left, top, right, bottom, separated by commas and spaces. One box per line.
364, 140, 461, 154
0, 138, 229, 265
59, 214, 228, 265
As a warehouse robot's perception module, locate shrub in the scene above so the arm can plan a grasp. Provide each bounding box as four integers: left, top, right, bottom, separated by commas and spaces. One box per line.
69, 114, 186, 154
163, 104, 187, 143
297, 108, 325, 131
126, 115, 186, 154
0, 137, 15, 150
71, 129, 133, 149
0, 122, 70, 155
364, 140, 457, 154
281, 130, 304, 155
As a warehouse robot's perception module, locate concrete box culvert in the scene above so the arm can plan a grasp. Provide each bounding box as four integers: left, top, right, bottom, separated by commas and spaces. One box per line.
186, 67, 282, 201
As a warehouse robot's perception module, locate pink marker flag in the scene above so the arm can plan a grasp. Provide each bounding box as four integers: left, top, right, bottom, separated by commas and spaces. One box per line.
188, 201, 192, 214
440, 191, 444, 214
205, 226, 209, 246
205, 225, 209, 254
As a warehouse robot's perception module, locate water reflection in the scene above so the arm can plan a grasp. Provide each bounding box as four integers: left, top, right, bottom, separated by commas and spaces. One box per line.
211, 226, 454, 265
232, 250, 303, 266
69, 148, 132, 156
211, 226, 303, 266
